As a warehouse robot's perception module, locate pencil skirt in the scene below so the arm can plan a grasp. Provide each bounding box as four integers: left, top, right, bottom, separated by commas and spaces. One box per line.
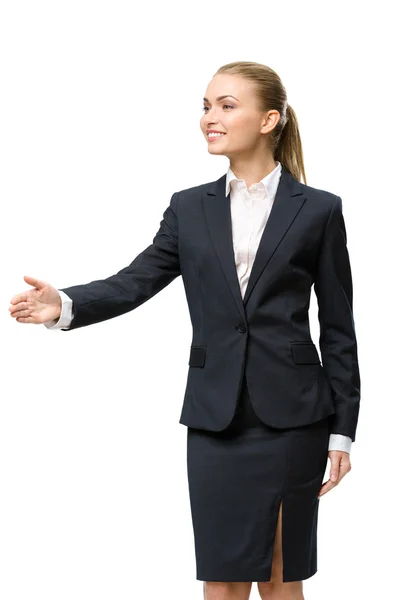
186, 373, 330, 583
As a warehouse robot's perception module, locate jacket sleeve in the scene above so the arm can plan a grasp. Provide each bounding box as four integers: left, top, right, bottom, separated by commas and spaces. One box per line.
314, 195, 361, 441
58, 192, 181, 331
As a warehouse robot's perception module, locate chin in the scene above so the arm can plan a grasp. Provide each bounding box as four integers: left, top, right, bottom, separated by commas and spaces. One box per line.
208, 147, 225, 155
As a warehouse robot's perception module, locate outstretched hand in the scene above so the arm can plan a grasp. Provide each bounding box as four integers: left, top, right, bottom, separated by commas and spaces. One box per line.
9, 275, 61, 324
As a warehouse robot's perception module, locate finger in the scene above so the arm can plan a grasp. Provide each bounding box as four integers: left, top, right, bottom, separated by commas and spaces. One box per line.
319, 462, 351, 498
9, 301, 28, 314
328, 453, 343, 483
10, 292, 28, 305
338, 456, 352, 480
330, 464, 340, 484
10, 308, 32, 318
318, 479, 337, 498
23, 275, 48, 290
15, 316, 35, 323
331, 453, 352, 485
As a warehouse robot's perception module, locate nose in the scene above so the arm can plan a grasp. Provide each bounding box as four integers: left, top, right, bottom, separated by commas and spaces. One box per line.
201, 115, 219, 132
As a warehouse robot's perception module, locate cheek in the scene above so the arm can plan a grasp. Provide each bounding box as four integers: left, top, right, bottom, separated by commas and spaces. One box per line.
228, 120, 249, 141
235, 116, 256, 131
233, 118, 259, 142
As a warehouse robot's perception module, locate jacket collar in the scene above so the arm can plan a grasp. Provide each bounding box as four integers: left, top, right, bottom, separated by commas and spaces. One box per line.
225, 161, 282, 198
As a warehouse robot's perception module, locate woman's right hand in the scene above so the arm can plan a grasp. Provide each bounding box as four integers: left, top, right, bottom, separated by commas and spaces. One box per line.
9, 275, 62, 324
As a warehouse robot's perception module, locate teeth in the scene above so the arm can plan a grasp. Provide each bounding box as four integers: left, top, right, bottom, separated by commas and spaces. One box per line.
208, 132, 225, 138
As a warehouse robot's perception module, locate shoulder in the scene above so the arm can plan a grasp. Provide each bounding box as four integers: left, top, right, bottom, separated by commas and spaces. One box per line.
299, 180, 340, 207
175, 180, 215, 200
297, 180, 343, 221
172, 179, 220, 216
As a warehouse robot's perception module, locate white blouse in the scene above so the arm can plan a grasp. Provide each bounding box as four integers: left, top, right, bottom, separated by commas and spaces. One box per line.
45, 161, 353, 453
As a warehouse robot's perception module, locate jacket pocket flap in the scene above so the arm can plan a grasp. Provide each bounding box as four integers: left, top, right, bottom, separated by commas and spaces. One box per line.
291, 343, 320, 364
189, 346, 206, 367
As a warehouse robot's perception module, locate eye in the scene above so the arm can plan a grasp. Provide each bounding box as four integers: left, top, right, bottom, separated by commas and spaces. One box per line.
202, 104, 234, 112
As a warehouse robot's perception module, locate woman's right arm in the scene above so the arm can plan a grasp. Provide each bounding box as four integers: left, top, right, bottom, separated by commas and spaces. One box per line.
10, 192, 181, 330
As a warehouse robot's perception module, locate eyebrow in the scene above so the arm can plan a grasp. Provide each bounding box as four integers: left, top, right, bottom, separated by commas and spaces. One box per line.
203, 95, 240, 102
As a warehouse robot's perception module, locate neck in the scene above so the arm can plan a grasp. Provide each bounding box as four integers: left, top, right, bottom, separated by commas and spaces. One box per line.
229, 156, 278, 189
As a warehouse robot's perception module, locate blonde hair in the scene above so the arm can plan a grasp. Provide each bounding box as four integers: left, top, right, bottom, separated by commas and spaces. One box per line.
214, 61, 307, 185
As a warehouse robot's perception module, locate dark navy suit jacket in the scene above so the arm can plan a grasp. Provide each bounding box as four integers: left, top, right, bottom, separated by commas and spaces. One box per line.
59, 166, 361, 441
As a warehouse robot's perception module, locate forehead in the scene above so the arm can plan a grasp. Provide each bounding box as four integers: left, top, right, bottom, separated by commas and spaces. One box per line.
204, 74, 256, 102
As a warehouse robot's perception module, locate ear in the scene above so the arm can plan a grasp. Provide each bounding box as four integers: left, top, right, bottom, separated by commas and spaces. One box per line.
260, 109, 280, 134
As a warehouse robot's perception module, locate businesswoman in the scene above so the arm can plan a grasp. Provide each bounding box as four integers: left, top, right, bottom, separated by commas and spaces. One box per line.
9, 61, 360, 600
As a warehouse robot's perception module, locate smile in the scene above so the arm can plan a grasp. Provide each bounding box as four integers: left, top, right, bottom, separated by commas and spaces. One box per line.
207, 133, 226, 141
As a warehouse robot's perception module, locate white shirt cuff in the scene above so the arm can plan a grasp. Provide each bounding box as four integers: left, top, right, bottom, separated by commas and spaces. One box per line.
328, 433, 352, 453
43, 289, 74, 330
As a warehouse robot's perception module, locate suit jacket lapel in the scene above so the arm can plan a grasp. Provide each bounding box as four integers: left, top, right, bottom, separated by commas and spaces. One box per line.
242, 166, 306, 305
202, 166, 306, 318
202, 173, 246, 321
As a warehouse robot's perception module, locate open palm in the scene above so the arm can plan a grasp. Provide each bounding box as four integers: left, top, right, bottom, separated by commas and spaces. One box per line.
9, 275, 61, 324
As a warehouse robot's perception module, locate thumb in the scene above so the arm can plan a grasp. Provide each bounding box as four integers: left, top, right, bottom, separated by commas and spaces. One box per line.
23, 275, 48, 291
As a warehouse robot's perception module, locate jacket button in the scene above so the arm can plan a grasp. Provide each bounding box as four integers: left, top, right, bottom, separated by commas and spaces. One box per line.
236, 323, 247, 333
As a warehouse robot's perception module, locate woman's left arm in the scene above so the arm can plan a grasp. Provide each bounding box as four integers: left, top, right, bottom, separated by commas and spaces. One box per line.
314, 195, 361, 443
314, 195, 361, 496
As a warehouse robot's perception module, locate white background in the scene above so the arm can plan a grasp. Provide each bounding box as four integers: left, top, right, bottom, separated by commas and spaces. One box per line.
1, 1, 399, 598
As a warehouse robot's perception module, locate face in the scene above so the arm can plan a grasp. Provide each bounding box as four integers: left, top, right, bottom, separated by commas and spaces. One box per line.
200, 73, 279, 159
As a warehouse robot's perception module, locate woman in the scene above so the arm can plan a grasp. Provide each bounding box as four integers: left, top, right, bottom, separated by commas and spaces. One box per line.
9, 61, 361, 600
